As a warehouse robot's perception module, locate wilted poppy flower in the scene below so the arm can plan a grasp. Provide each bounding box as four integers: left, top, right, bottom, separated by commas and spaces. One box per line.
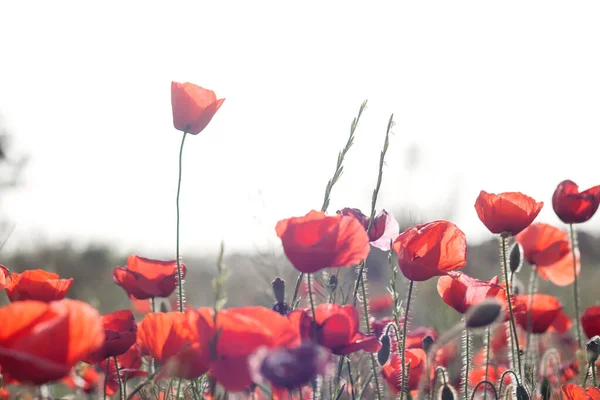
275, 210, 370, 273
381, 348, 427, 393
289, 304, 381, 355
582, 306, 600, 339
249, 343, 333, 390
515, 223, 580, 286
475, 190, 543, 236
113, 255, 187, 300
171, 81, 225, 135
516, 294, 563, 334
337, 208, 400, 251
553, 180, 600, 224
138, 311, 210, 380
561, 384, 600, 400
392, 220, 467, 281
4, 269, 73, 303
0, 299, 104, 384
187, 306, 300, 392
86, 310, 137, 362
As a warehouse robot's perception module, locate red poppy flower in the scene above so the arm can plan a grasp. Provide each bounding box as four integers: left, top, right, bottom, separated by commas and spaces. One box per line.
0, 265, 11, 289
289, 304, 381, 355
370, 316, 395, 339
516, 294, 563, 334
561, 384, 600, 400
86, 310, 137, 362
113, 255, 187, 300
187, 306, 301, 392
4, 269, 73, 303
437, 272, 506, 314
97, 343, 147, 395
469, 364, 511, 391
515, 223, 580, 286
547, 309, 573, 334
581, 306, 600, 339
171, 81, 225, 135
553, 180, 600, 224
0, 388, 8, 400
406, 327, 438, 350
368, 293, 394, 315
138, 310, 210, 380
0, 299, 104, 384
475, 190, 543, 236
275, 210, 370, 273
392, 220, 467, 281
336, 208, 400, 251
381, 348, 427, 393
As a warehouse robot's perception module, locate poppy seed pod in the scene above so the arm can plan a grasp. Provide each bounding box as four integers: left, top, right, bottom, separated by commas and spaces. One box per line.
465, 299, 503, 331
377, 335, 391, 366
586, 336, 600, 363
509, 242, 523, 273
272, 278, 286, 304
440, 384, 456, 400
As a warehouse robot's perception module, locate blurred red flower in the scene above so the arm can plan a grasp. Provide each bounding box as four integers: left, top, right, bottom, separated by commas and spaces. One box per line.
275, 210, 370, 273
392, 220, 467, 281
561, 384, 600, 400
368, 293, 394, 314
475, 190, 543, 236
113, 255, 186, 300
515, 223, 580, 286
171, 81, 225, 135
0, 299, 104, 384
3, 269, 73, 303
469, 364, 511, 392
86, 310, 137, 362
516, 294, 563, 334
381, 348, 427, 393
289, 304, 381, 355
581, 305, 600, 339
553, 180, 600, 224
547, 309, 573, 334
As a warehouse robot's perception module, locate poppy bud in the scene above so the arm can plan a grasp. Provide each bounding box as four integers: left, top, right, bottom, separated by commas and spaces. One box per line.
160, 301, 169, 313
377, 335, 391, 366
440, 384, 456, 400
539, 377, 551, 400
516, 385, 529, 400
328, 275, 338, 292
272, 277, 286, 304
509, 242, 523, 273
511, 278, 524, 295
422, 335, 434, 353
586, 335, 600, 363
465, 299, 502, 331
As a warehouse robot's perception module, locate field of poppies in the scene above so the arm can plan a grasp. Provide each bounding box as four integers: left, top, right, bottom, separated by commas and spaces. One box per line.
1, 81, 600, 400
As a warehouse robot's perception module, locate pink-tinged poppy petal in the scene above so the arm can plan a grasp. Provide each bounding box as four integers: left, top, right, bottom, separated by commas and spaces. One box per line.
370, 211, 400, 251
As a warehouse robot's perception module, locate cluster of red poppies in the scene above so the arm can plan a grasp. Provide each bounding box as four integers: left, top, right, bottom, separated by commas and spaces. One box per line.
1, 82, 600, 400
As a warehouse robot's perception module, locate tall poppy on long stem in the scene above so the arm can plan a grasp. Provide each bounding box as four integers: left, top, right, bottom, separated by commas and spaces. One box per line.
552, 180, 600, 353
171, 81, 225, 312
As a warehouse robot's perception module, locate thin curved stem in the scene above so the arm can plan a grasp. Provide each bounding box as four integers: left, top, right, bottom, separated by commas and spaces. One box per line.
346, 359, 356, 400
400, 280, 415, 400
501, 236, 522, 384
176, 131, 188, 313
113, 356, 125, 400
569, 223, 583, 350
470, 381, 499, 400
497, 369, 520, 396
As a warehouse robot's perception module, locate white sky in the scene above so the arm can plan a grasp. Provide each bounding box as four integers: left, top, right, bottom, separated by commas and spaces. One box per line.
0, 1, 599, 258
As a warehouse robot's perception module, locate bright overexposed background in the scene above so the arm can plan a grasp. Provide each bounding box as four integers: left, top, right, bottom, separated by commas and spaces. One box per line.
1, 1, 599, 258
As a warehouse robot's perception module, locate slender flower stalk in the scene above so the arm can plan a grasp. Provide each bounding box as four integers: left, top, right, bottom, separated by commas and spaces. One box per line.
462, 326, 471, 400
524, 268, 539, 361
114, 356, 125, 400
483, 326, 491, 400
569, 223, 583, 350
501, 236, 522, 384
175, 131, 188, 312
289, 100, 367, 309
399, 280, 415, 400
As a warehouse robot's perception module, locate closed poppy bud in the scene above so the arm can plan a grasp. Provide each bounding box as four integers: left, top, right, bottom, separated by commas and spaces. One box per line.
328, 275, 338, 292
392, 220, 467, 281
552, 180, 600, 224
171, 81, 225, 135
272, 277, 286, 304
586, 336, 600, 363
377, 335, 391, 366
475, 191, 543, 236
422, 335, 434, 353
86, 310, 137, 362
5, 269, 73, 303
440, 384, 456, 400
516, 385, 530, 400
510, 242, 523, 273
276, 210, 370, 274
539, 377, 551, 400
582, 306, 600, 339
465, 299, 503, 331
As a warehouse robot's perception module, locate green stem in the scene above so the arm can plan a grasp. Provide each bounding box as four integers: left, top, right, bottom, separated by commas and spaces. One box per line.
463, 327, 470, 400
569, 223, 583, 350
483, 326, 491, 400
400, 280, 415, 400
593, 362, 597, 388
114, 356, 125, 400
307, 274, 318, 341
501, 236, 522, 384
525, 268, 538, 361
347, 358, 356, 400
360, 274, 383, 400
104, 359, 110, 400
176, 131, 188, 313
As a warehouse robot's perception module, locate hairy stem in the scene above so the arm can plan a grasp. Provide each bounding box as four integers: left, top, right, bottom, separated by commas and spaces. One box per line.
501, 236, 522, 384
400, 280, 415, 400
569, 223, 583, 350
